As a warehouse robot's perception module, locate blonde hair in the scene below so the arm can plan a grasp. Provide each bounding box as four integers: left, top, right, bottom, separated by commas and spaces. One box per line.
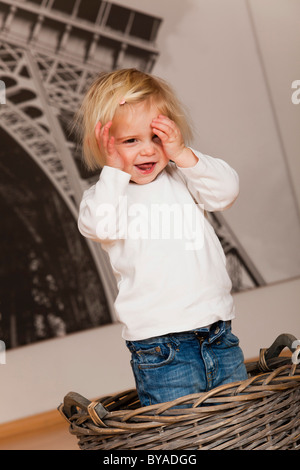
72, 68, 193, 170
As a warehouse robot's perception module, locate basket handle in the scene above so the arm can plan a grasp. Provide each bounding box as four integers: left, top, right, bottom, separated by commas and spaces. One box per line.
58, 391, 108, 427
259, 333, 298, 371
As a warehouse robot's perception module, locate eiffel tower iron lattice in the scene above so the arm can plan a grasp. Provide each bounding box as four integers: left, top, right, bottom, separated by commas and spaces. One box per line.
0, 1, 265, 348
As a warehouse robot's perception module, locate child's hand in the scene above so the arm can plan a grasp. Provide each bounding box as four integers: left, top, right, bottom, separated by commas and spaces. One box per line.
95, 121, 125, 171
151, 115, 197, 168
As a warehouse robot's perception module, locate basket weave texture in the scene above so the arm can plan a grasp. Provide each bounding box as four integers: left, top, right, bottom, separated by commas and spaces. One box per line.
59, 339, 300, 450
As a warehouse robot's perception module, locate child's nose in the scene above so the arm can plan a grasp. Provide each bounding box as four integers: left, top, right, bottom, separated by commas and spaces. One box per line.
140, 143, 155, 156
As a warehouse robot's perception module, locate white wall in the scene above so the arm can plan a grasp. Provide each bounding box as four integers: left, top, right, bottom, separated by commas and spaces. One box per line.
1, 0, 299, 424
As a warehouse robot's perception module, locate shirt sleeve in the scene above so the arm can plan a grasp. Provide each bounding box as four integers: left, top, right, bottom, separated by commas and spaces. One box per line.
175, 148, 240, 211
78, 165, 131, 242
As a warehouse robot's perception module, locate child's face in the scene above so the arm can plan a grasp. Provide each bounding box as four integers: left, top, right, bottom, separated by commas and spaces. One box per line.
110, 101, 169, 184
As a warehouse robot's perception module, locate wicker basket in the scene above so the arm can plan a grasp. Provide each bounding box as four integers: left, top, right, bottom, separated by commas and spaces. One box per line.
58, 333, 300, 450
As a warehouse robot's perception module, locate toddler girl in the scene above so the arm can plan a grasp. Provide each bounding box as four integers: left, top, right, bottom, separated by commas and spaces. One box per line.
76, 68, 248, 407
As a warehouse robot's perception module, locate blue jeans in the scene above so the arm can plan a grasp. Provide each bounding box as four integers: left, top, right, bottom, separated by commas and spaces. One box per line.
126, 321, 247, 407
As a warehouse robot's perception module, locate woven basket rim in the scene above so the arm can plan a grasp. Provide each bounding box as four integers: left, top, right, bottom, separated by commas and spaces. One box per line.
60, 364, 300, 422
58, 359, 300, 450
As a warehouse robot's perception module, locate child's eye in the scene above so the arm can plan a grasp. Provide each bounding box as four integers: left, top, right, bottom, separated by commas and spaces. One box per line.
152, 134, 161, 144
124, 138, 137, 144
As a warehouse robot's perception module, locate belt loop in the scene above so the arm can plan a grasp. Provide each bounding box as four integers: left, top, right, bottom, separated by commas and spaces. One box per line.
209, 320, 227, 343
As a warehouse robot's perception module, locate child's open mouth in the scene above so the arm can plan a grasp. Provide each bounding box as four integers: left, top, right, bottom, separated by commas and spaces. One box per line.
135, 162, 157, 174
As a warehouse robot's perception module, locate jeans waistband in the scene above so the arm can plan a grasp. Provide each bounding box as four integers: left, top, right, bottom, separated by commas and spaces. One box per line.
169, 320, 231, 340
127, 321, 231, 347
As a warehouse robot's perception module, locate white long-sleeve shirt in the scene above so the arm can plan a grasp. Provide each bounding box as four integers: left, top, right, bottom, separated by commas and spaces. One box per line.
78, 149, 239, 340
